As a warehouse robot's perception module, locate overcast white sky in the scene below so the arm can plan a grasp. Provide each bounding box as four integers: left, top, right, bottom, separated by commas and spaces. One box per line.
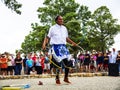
0, 0, 120, 54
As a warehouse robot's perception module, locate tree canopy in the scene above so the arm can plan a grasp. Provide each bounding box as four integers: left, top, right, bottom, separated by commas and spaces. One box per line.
88, 6, 120, 52
1, 0, 22, 14
21, 0, 120, 53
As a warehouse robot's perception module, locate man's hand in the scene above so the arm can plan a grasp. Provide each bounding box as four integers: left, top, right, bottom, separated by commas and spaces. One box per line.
71, 42, 78, 46
66, 37, 78, 46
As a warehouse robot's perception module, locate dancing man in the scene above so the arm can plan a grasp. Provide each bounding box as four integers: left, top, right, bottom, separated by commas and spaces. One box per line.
42, 15, 77, 85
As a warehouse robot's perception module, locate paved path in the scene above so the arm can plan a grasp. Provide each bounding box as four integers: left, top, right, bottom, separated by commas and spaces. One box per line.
0, 76, 120, 90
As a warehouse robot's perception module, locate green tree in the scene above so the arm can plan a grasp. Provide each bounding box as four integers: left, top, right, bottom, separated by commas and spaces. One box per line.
77, 5, 92, 50
21, 0, 84, 53
21, 24, 49, 53
88, 6, 120, 52
21, 0, 93, 53
1, 0, 22, 14
37, 0, 79, 25
21, 0, 120, 54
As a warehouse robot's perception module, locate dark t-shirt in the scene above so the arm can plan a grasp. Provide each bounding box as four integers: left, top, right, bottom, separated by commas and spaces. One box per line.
97, 56, 104, 64
15, 58, 22, 65
23, 58, 28, 67
116, 55, 120, 63
103, 56, 109, 64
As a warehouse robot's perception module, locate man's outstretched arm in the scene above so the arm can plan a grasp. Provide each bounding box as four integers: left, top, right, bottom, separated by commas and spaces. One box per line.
66, 37, 78, 46
42, 36, 49, 50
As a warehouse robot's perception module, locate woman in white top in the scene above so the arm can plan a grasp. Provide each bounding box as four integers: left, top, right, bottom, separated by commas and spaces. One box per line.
109, 48, 118, 63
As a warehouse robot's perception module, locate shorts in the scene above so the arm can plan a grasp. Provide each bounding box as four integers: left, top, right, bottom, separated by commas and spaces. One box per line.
7, 66, 14, 71
1, 68, 7, 71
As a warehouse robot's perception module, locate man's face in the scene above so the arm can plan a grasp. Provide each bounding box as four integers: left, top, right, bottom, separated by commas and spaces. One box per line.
113, 48, 115, 52
56, 16, 63, 25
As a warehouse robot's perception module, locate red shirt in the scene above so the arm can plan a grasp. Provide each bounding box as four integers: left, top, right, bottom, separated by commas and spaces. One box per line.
0, 57, 8, 68
40, 57, 45, 69
32, 55, 37, 63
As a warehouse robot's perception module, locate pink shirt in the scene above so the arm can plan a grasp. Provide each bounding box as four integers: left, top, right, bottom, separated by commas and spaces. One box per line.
79, 55, 85, 61
91, 55, 97, 61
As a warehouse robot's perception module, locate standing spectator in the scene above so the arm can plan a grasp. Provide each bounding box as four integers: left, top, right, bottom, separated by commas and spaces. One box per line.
0, 54, 1, 75
14, 53, 23, 75
0, 54, 8, 76
35, 56, 43, 74
39, 54, 45, 73
90, 51, 97, 73
23, 55, 28, 74
69, 54, 76, 73
116, 50, 120, 72
26, 54, 34, 75
83, 51, 90, 72
44, 51, 50, 74
6, 53, 14, 75
32, 53, 37, 68
103, 52, 109, 72
96, 52, 104, 72
109, 48, 118, 63
78, 53, 84, 72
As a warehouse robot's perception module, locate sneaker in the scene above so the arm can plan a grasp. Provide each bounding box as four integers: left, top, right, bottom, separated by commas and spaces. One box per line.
64, 78, 71, 84
56, 79, 61, 84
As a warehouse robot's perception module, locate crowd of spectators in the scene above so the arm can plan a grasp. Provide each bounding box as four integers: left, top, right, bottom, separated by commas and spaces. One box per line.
0, 51, 50, 76
77, 48, 120, 73
0, 48, 120, 76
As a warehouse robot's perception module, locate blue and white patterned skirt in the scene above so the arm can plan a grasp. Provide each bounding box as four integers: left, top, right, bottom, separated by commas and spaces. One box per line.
51, 44, 70, 62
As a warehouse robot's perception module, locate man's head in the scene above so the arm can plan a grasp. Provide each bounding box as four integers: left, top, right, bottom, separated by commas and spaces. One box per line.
112, 48, 116, 52
118, 50, 120, 53
55, 15, 63, 25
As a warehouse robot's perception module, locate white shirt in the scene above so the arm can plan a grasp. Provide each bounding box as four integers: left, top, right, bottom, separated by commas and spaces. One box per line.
109, 51, 118, 63
47, 24, 68, 45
